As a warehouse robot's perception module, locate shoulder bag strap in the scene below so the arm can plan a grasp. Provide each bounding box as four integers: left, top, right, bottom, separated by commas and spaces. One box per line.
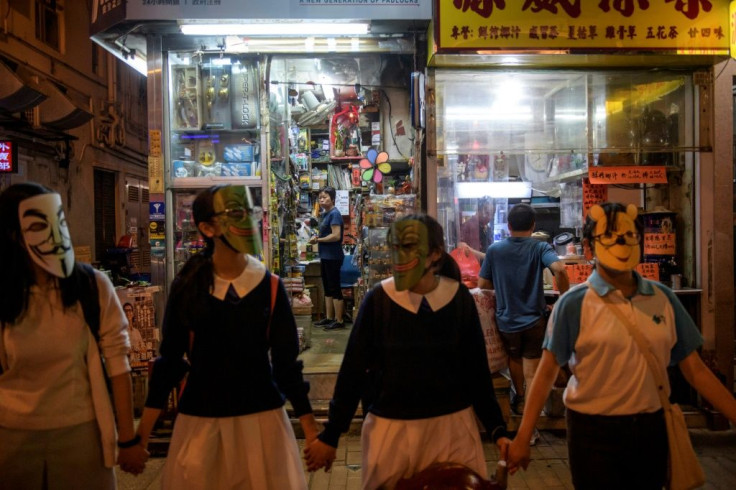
266, 273, 279, 341
604, 298, 672, 411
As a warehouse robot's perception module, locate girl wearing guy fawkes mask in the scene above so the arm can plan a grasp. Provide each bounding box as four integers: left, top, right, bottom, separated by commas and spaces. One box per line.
0, 182, 147, 489
508, 202, 736, 489
305, 214, 511, 489
135, 185, 318, 489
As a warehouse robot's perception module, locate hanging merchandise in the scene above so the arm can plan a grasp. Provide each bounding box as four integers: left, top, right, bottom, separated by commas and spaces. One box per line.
359, 149, 392, 183
329, 105, 361, 158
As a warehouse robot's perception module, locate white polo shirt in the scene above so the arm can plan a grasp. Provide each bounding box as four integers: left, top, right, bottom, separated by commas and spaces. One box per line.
544, 270, 702, 416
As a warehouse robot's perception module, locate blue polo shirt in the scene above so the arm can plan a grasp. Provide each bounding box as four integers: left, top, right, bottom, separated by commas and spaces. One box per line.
318, 207, 344, 261
479, 237, 559, 333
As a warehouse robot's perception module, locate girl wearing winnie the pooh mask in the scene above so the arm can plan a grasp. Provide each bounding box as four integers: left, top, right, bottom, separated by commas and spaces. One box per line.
507, 202, 736, 489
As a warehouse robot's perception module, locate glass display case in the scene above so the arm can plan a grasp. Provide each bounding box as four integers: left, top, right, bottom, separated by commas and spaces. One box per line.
434, 69, 695, 254
165, 52, 265, 278
360, 193, 417, 288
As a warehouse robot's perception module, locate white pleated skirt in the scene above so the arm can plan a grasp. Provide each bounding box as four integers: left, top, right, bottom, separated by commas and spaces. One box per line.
360, 406, 487, 490
162, 407, 307, 490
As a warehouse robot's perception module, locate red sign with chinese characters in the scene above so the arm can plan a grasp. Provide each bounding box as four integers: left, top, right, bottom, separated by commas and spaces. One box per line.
0, 141, 17, 173
588, 166, 668, 184
582, 178, 608, 221
563, 262, 660, 286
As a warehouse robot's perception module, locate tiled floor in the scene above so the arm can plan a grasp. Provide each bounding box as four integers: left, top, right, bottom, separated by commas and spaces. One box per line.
116, 319, 736, 489
117, 428, 736, 489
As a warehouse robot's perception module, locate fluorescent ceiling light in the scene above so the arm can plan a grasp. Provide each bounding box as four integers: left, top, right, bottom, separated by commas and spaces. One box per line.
455, 182, 532, 199
181, 22, 369, 36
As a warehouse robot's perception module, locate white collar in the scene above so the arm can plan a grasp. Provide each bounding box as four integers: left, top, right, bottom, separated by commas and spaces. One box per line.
381, 276, 459, 313
211, 255, 266, 300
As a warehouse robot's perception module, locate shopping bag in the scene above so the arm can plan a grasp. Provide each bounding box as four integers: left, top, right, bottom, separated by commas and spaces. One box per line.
665, 404, 705, 490
470, 288, 508, 374
450, 247, 481, 289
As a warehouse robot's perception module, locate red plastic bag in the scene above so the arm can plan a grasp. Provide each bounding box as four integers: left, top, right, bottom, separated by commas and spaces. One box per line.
450, 247, 481, 289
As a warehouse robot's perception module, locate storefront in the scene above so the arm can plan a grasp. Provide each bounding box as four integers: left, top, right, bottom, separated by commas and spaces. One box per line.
427, 1, 734, 399
91, 3, 431, 357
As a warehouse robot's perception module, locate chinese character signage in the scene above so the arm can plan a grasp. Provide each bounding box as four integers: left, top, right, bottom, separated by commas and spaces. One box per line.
565, 263, 593, 285
0, 140, 18, 173
582, 178, 608, 221
564, 262, 660, 284
636, 262, 660, 281
730, 0, 736, 58
588, 166, 668, 184
437, 0, 729, 52
644, 232, 676, 255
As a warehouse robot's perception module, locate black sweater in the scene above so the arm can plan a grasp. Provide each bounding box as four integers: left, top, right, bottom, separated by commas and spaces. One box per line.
145, 272, 312, 417
319, 282, 508, 447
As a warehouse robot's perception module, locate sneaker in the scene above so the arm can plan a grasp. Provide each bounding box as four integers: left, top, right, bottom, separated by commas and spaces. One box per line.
324, 321, 345, 330
314, 318, 334, 327
511, 394, 525, 415
530, 428, 541, 446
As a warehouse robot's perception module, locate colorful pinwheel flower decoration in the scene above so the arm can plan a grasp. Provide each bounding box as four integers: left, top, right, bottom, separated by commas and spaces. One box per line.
359, 149, 391, 183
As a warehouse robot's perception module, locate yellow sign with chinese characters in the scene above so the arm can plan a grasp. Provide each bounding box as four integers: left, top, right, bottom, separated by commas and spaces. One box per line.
437, 0, 729, 52
730, 1, 736, 58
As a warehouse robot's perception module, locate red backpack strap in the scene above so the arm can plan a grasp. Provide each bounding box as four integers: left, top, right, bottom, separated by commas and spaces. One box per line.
267, 273, 279, 341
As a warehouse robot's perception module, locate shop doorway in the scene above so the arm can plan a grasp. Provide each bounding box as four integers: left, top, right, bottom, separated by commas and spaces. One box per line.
93, 168, 117, 262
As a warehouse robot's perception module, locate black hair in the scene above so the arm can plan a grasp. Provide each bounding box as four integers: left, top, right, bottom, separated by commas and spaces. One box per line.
320, 186, 336, 203
583, 202, 644, 246
169, 185, 223, 320
390, 213, 461, 282
0, 182, 89, 324
508, 203, 536, 232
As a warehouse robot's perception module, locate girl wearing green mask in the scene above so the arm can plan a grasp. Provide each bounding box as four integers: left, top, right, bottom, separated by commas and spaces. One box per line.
305, 214, 510, 489
135, 185, 318, 489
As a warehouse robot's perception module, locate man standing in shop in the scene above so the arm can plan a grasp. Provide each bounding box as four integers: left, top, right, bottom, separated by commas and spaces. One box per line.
459, 196, 494, 262
310, 186, 346, 330
478, 204, 569, 424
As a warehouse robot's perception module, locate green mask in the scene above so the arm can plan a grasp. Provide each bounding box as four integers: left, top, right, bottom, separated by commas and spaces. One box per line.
390, 219, 429, 291
212, 186, 262, 255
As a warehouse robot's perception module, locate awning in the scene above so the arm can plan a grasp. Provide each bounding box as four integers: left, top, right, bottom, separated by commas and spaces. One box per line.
0, 57, 48, 113
37, 80, 93, 131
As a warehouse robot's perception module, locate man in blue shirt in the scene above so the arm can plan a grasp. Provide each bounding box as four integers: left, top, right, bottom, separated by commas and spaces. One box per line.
479, 204, 569, 416
310, 186, 345, 330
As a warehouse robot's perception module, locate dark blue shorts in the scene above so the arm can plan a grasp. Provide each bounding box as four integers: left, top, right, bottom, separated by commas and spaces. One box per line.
320, 258, 343, 299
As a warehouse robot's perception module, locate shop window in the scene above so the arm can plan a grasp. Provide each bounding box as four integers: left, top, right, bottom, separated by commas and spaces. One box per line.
94, 168, 117, 261
35, 0, 62, 51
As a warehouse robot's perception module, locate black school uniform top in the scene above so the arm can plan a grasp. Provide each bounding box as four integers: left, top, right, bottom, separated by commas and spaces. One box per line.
145, 257, 312, 418
319, 276, 508, 447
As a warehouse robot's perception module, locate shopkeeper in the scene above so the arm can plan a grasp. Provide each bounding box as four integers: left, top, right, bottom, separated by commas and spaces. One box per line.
310, 186, 345, 330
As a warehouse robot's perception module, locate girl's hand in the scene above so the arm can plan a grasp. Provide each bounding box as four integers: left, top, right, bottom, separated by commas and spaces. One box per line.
303, 439, 336, 472
507, 437, 531, 474
117, 444, 149, 475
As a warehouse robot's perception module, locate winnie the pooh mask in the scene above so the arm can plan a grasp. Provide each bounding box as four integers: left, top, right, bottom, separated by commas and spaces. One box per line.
589, 203, 641, 272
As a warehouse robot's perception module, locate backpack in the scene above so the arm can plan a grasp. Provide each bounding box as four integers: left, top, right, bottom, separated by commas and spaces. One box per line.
78, 263, 102, 341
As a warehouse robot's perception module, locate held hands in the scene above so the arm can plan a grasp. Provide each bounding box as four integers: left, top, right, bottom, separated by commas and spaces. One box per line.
309, 236, 318, 245
507, 437, 531, 474
117, 443, 149, 475
304, 438, 337, 473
